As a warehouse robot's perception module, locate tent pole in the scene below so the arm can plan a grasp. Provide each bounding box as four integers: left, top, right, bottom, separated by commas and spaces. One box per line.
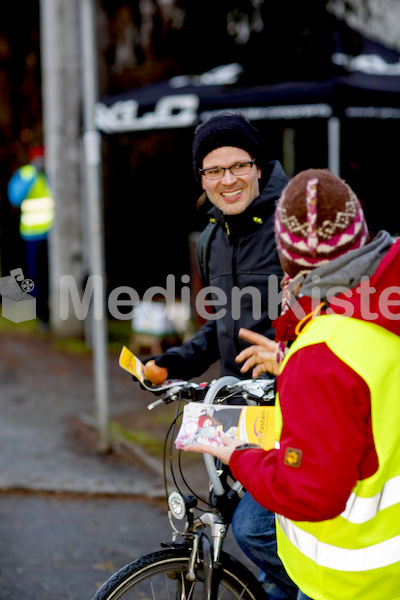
328, 116, 340, 176
282, 127, 296, 178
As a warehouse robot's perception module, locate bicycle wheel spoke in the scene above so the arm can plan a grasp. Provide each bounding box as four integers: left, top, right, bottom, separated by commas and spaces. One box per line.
238, 584, 249, 600
149, 576, 156, 599
177, 570, 195, 600
91, 549, 265, 600
164, 572, 171, 600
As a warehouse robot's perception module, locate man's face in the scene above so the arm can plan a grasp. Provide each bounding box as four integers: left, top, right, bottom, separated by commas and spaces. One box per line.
201, 147, 261, 215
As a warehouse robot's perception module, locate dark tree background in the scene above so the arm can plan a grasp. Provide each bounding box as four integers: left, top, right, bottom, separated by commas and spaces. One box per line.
0, 1, 42, 276
94, 0, 340, 294
96, 0, 337, 95
0, 1, 398, 296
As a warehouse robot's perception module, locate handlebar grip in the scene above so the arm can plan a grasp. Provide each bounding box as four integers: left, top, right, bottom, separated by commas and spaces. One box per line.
147, 398, 165, 410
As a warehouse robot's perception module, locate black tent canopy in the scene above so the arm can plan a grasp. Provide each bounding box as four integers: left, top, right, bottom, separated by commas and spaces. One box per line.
96, 55, 400, 177
96, 67, 400, 131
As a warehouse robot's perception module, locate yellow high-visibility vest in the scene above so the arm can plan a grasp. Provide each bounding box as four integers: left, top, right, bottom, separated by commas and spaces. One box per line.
19, 166, 54, 240
275, 314, 400, 600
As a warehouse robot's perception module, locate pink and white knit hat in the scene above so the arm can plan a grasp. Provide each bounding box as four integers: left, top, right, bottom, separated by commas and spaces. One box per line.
275, 168, 369, 279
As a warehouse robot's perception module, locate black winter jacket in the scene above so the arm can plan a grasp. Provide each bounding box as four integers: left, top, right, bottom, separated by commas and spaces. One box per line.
155, 160, 288, 380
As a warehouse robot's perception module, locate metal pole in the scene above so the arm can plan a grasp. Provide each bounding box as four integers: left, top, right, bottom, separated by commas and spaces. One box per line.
80, 0, 110, 452
328, 116, 341, 176
40, 0, 84, 337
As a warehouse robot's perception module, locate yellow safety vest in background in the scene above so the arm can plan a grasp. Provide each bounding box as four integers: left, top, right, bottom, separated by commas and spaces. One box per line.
19, 165, 54, 240
275, 314, 400, 600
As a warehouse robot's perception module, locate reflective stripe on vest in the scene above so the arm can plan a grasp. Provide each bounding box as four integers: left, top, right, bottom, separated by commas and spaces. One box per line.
275, 314, 400, 600
278, 517, 400, 571
342, 472, 400, 524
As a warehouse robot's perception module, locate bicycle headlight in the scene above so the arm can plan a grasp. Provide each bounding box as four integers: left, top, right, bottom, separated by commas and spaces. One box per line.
168, 491, 186, 520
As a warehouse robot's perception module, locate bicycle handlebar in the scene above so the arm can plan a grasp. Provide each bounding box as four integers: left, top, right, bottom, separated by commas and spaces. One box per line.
145, 375, 275, 499
119, 346, 274, 504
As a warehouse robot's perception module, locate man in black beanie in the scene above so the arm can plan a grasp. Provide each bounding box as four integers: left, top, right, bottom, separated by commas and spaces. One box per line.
146, 112, 288, 378
144, 112, 297, 598
192, 112, 264, 181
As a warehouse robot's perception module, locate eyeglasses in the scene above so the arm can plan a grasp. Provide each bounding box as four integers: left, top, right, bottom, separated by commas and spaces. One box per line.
199, 159, 256, 180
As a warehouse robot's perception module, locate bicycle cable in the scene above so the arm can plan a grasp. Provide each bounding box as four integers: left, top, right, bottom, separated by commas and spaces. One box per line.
163, 407, 184, 500
177, 446, 214, 510
162, 394, 214, 509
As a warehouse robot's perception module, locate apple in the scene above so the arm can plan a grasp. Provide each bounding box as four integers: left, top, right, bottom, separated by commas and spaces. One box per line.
144, 360, 168, 385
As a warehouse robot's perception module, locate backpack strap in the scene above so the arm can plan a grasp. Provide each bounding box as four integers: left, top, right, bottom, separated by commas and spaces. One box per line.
196, 218, 217, 284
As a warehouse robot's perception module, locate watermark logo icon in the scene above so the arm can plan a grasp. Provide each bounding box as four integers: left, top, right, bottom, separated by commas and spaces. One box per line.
0, 268, 36, 323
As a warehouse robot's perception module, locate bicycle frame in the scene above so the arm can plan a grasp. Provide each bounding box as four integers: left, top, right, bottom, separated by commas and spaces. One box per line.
145, 374, 275, 600
110, 347, 275, 600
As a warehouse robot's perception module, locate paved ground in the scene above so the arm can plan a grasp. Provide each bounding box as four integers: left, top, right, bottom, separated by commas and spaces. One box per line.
0, 328, 260, 600
0, 332, 266, 600
0, 327, 216, 498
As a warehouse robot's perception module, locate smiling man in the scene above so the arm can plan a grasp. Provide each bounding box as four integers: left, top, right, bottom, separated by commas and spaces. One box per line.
145, 112, 289, 383
200, 146, 261, 215
143, 112, 297, 599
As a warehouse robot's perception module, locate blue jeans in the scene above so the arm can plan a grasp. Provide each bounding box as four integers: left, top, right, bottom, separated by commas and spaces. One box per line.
25, 238, 50, 323
297, 592, 313, 600
232, 492, 298, 599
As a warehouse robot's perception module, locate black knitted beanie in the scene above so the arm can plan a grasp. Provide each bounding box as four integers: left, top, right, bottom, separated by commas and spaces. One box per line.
192, 112, 263, 182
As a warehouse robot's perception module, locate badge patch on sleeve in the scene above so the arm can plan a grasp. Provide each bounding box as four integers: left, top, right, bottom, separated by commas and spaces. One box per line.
284, 447, 302, 468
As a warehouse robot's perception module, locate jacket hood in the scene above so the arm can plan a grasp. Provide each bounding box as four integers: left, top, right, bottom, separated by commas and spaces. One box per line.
301, 231, 400, 337
259, 160, 289, 204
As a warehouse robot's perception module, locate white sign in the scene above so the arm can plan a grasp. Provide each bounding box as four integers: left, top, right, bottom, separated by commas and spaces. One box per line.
95, 94, 200, 133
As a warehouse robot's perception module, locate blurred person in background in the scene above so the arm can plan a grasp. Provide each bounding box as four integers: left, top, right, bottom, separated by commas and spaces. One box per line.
7, 144, 54, 327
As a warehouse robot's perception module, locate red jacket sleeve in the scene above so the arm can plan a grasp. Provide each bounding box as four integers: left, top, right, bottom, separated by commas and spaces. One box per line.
229, 342, 374, 522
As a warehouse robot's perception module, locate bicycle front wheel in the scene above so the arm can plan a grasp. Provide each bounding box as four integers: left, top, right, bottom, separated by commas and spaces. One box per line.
91, 546, 267, 600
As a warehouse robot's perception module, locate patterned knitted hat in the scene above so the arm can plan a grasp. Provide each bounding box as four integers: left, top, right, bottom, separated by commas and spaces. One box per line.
192, 112, 263, 182
275, 168, 369, 279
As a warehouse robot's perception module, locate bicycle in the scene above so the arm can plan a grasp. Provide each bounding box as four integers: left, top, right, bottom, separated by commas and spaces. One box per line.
90, 348, 276, 600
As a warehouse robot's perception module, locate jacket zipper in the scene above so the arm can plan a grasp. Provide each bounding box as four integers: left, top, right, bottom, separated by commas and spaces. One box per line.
232, 241, 241, 356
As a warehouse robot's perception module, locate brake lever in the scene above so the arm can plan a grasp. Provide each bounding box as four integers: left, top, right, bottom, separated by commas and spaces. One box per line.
227, 378, 276, 403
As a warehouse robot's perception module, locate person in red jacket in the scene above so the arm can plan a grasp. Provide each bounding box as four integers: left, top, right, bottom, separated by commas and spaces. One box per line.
185, 168, 400, 600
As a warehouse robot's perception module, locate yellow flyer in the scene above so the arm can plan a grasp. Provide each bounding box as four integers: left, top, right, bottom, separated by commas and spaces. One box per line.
119, 346, 145, 383
238, 406, 276, 450
119, 346, 185, 391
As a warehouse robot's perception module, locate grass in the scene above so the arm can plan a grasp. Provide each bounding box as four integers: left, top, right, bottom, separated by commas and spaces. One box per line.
52, 319, 132, 354
109, 418, 205, 466
0, 316, 39, 335
0, 311, 132, 355
110, 421, 165, 457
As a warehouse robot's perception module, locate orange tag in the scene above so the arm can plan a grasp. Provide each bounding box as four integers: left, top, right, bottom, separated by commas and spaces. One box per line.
284, 447, 302, 468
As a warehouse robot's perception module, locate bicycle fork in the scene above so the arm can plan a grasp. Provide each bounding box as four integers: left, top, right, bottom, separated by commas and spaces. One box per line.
186, 512, 227, 600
